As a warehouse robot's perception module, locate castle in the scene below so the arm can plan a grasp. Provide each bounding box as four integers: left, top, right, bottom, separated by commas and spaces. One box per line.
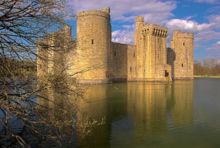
37, 7, 194, 83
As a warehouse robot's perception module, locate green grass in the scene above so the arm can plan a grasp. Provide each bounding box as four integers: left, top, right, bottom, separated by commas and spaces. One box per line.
194, 75, 220, 78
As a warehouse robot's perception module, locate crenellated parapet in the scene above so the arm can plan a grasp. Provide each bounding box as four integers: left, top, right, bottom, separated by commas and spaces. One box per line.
136, 16, 144, 22
37, 8, 194, 83
142, 24, 168, 38
77, 7, 110, 19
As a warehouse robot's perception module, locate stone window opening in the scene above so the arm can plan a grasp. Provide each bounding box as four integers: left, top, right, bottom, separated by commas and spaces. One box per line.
130, 67, 132, 72
182, 63, 184, 67
133, 52, 135, 57
91, 39, 94, 44
165, 70, 169, 77
106, 71, 109, 78
114, 50, 117, 56
183, 42, 185, 46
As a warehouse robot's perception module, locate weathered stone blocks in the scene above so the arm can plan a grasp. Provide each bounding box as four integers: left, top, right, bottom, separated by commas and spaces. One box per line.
37, 8, 194, 83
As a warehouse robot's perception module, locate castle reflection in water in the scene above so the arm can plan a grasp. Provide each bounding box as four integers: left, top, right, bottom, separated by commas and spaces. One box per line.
38, 81, 193, 147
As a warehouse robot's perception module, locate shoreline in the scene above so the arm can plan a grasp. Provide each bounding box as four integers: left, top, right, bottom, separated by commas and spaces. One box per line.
194, 75, 220, 78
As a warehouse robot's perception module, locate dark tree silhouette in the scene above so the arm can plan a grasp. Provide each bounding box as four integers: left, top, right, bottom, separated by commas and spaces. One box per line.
0, 0, 83, 147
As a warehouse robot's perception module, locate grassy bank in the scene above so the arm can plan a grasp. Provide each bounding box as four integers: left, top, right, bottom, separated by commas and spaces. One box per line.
194, 75, 220, 78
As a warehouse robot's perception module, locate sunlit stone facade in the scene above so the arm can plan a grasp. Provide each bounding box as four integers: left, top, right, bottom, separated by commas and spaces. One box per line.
37, 7, 194, 83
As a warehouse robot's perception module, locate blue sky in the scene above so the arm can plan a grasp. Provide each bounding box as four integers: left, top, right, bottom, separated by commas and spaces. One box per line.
65, 0, 220, 60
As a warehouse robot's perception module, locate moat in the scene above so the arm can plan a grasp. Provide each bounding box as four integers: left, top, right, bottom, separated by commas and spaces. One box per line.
37, 78, 220, 148
1, 78, 219, 147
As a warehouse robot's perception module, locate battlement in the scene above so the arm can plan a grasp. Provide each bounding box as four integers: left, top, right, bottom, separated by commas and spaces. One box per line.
101, 7, 110, 13
38, 7, 194, 83
173, 30, 194, 38
63, 24, 71, 32
142, 24, 168, 37
135, 16, 168, 37
77, 7, 110, 18
136, 16, 144, 22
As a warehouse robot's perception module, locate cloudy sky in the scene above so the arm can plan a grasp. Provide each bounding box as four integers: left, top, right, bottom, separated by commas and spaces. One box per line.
65, 0, 220, 60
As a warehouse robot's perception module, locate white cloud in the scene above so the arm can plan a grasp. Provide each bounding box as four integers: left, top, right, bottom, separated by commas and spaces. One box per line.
196, 30, 220, 42
112, 24, 135, 44
66, 0, 220, 58
208, 15, 220, 29
194, 0, 218, 4
66, 0, 176, 23
166, 19, 216, 49
112, 25, 134, 44
166, 19, 213, 32
206, 43, 220, 58
66, 0, 176, 44
217, 41, 220, 45
208, 44, 220, 51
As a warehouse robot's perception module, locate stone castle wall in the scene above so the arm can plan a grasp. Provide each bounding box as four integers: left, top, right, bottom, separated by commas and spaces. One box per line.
37, 25, 73, 83
127, 44, 137, 81
134, 16, 172, 81
170, 30, 194, 79
37, 7, 194, 83
74, 8, 111, 83
110, 42, 128, 81
134, 16, 145, 80
110, 42, 136, 81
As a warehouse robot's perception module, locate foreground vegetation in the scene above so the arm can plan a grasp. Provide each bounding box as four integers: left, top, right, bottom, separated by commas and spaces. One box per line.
194, 75, 220, 78
0, 57, 36, 79
0, 0, 85, 147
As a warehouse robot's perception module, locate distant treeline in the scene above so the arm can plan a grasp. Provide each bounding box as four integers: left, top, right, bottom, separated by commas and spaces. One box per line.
194, 63, 220, 76
0, 57, 36, 78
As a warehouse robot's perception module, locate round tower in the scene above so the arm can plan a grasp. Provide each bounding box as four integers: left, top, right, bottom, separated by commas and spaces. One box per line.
134, 16, 145, 79
135, 16, 144, 45
76, 8, 111, 83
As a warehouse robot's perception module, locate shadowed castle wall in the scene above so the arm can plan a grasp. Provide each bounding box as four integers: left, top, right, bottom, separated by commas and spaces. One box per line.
110, 43, 136, 82
37, 39, 49, 80
110, 43, 128, 81
37, 25, 72, 83
127, 44, 137, 81
170, 31, 194, 80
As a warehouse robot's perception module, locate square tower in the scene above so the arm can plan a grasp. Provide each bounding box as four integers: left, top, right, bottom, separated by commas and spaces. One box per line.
170, 30, 194, 80
134, 16, 171, 81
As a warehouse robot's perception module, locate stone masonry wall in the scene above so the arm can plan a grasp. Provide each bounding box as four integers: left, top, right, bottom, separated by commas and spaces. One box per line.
110, 42, 136, 81
135, 16, 145, 80
170, 30, 194, 79
135, 16, 172, 81
37, 25, 73, 83
111, 42, 128, 81
37, 8, 194, 84
127, 44, 137, 81
74, 8, 111, 83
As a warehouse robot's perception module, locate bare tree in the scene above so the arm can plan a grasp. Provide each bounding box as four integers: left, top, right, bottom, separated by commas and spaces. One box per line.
0, 0, 85, 147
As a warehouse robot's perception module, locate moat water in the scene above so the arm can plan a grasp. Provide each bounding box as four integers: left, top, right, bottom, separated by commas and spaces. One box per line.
41, 78, 220, 147
52, 79, 220, 148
